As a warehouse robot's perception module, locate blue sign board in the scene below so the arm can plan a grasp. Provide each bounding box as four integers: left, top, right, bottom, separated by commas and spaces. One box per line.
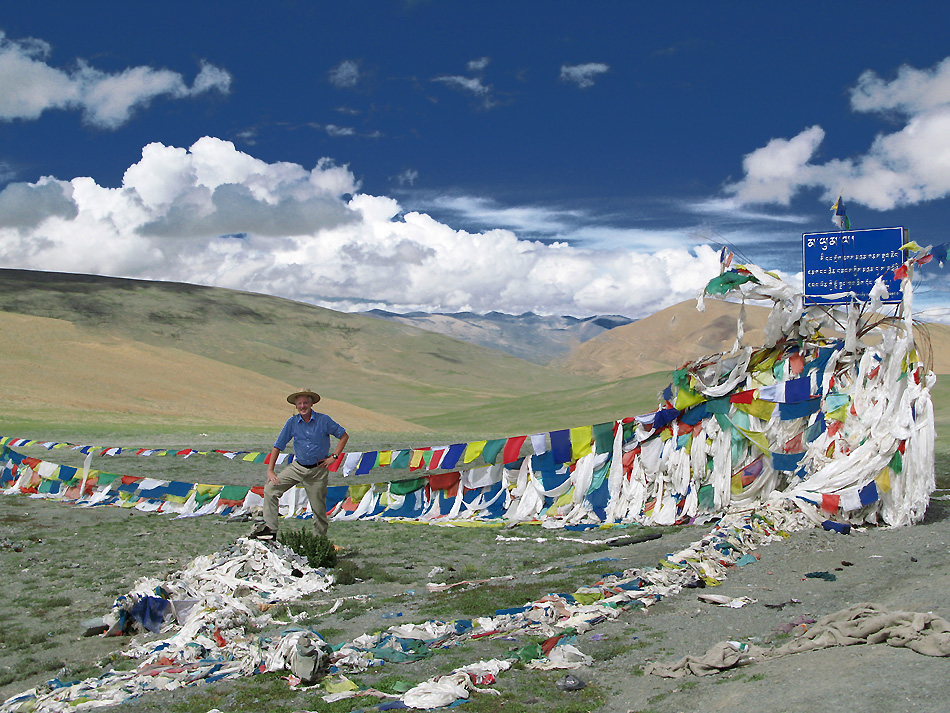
802, 226, 906, 305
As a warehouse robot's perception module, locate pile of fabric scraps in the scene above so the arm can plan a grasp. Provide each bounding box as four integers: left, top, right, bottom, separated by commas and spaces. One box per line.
1, 538, 333, 713
646, 602, 950, 678
2, 496, 815, 712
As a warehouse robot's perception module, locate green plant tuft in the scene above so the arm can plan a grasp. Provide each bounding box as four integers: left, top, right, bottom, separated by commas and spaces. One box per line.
278, 528, 338, 568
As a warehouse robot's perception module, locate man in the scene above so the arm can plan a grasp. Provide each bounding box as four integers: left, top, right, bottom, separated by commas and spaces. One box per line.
249, 388, 348, 539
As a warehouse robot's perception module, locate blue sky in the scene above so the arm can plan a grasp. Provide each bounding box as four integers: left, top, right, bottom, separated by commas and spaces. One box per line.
1, 1, 949, 319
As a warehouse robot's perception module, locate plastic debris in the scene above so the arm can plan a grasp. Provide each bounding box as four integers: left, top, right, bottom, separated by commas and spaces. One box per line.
555, 674, 587, 691
698, 594, 756, 608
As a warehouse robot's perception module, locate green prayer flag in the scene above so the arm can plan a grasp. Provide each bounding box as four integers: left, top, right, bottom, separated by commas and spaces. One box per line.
218, 485, 250, 501
390, 449, 412, 470
389, 477, 426, 495
889, 450, 903, 473
704, 271, 757, 295
592, 422, 615, 454
481, 439, 506, 464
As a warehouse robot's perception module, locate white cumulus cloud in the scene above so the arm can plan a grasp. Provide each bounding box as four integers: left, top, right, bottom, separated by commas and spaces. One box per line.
0, 30, 230, 128
725, 56, 950, 211
0, 137, 721, 317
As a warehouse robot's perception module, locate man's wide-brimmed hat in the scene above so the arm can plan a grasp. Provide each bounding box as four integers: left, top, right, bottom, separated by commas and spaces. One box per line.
287, 388, 321, 405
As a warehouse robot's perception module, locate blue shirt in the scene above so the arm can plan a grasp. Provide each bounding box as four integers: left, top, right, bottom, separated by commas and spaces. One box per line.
274, 412, 346, 465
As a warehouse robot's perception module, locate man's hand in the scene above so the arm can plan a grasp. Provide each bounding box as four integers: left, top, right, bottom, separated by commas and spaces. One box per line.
266, 468, 279, 485
321, 455, 336, 467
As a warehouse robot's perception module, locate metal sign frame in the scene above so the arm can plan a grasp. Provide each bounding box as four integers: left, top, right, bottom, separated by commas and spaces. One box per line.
802, 226, 906, 305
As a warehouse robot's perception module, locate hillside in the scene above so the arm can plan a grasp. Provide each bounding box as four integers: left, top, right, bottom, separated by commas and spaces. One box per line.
0, 269, 598, 431
0, 311, 426, 434
563, 297, 950, 380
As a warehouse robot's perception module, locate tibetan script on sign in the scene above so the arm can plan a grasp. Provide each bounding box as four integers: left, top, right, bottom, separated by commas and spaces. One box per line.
802, 226, 906, 305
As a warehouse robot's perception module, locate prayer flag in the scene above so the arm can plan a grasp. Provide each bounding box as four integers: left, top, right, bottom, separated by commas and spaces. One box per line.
771, 451, 805, 471
549, 430, 572, 464
831, 196, 851, 230
570, 426, 593, 461
875, 468, 891, 493
674, 387, 705, 410
356, 452, 377, 475
529, 433, 547, 456
481, 439, 506, 464
821, 493, 840, 513
464, 441, 486, 464
341, 452, 362, 476
502, 436, 527, 464
859, 481, 879, 506
428, 448, 446, 470
440, 443, 466, 469
409, 449, 429, 470
734, 399, 776, 421
591, 422, 614, 454
391, 449, 412, 469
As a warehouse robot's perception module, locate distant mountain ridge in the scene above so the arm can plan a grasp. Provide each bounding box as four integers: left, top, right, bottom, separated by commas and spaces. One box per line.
364, 309, 633, 364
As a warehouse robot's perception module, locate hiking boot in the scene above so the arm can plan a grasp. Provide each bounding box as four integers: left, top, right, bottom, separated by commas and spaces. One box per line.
248, 522, 277, 539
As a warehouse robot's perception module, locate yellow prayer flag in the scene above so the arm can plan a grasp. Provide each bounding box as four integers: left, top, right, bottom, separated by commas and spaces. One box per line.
570, 426, 593, 461
875, 468, 891, 493
464, 441, 487, 463
674, 388, 705, 410
378, 450, 392, 467
730, 473, 744, 495
734, 399, 776, 421
733, 424, 771, 453
409, 450, 426, 469
555, 488, 574, 509
347, 484, 371, 502
242, 452, 260, 462
826, 404, 849, 422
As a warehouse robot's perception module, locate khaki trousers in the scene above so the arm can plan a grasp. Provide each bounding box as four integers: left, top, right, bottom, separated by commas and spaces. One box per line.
262, 461, 329, 536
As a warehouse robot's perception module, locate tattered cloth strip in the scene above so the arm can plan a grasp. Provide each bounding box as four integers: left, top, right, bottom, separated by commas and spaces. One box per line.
646, 602, 950, 678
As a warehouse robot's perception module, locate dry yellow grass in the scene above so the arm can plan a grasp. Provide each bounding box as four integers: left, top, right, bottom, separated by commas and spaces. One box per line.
0, 312, 427, 433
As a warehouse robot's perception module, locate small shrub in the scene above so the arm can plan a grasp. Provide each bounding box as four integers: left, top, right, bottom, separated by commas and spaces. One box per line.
333, 559, 359, 585
278, 528, 338, 568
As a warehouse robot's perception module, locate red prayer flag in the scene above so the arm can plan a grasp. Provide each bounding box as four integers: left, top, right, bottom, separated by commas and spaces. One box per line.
789, 352, 805, 375
730, 390, 756, 404
502, 436, 527, 464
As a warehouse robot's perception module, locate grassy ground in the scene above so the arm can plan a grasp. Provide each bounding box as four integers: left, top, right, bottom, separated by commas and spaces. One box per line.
3, 487, 948, 713
0, 494, 676, 711
3, 379, 949, 710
